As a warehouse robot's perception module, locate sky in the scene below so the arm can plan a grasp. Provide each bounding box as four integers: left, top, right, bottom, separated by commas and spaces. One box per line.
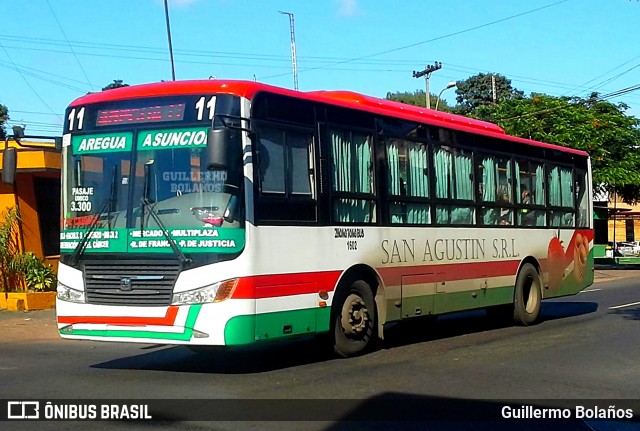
1, 0, 640, 137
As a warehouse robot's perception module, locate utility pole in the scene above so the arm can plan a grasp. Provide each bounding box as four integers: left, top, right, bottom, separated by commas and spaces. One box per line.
280, 11, 299, 90
413, 62, 442, 109
491, 74, 497, 104
163, 0, 176, 81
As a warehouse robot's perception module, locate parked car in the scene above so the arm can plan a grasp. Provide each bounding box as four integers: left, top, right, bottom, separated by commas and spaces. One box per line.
625, 241, 640, 255
609, 241, 640, 257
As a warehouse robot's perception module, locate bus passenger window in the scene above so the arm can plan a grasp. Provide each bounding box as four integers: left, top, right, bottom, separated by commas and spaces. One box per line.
516, 160, 545, 227
386, 138, 429, 225
548, 165, 574, 227
331, 128, 375, 224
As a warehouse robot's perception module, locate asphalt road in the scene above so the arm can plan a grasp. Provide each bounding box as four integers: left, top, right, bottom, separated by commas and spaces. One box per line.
1, 268, 639, 431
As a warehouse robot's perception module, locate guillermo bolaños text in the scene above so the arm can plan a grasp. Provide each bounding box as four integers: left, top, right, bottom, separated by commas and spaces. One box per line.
501, 405, 633, 420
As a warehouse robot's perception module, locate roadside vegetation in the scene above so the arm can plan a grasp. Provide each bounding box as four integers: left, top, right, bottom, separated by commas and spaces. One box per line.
387, 73, 640, 203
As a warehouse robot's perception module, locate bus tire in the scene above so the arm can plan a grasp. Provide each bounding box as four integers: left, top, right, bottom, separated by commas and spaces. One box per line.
332, 280, 378, 358
513, 263, 542, 326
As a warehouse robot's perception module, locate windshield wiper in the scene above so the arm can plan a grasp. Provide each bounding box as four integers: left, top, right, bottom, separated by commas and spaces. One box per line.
69, 175, 117, 265
140, 198, 191, 267
107, 164, 118, 231
140, 160, 153, 233
140, 160, 191, 266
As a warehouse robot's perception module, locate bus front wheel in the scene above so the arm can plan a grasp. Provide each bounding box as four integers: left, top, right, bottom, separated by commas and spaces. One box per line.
332, 280, 377, 358
513, 263, 542, 325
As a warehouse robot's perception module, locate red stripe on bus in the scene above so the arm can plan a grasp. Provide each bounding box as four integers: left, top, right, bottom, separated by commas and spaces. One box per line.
232, 271, 341, 299
232, 260, 523, 300
377, 260, 521, 287
57, 305, 179, 326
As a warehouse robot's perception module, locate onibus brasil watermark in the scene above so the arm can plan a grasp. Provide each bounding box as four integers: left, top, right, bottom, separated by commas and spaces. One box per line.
6, 401, 151, 420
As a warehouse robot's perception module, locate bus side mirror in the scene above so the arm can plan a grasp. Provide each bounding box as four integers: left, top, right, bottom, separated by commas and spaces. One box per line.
2, 147, 17, 185
206, 128, 229, 170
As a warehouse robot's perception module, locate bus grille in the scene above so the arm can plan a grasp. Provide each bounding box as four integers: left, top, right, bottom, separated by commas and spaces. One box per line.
83, 260, 180, 306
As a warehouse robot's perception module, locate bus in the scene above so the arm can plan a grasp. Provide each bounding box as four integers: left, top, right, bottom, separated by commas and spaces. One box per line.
56, 80, 593, 357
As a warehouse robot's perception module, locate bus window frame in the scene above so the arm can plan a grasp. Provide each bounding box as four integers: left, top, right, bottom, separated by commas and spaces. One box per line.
252, 120, 320, 225
325, 122, 378, 226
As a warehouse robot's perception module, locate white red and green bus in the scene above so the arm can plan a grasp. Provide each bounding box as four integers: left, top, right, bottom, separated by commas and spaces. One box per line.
56, 80, 593, 357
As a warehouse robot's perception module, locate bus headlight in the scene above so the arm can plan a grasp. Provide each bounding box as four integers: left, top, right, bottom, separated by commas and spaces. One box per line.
172, 279, 238, 305
56, 282, 85, 303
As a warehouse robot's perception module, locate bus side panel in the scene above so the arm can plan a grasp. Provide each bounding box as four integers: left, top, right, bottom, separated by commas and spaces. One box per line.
542, 228, 594, 299
224, 269, 340, 343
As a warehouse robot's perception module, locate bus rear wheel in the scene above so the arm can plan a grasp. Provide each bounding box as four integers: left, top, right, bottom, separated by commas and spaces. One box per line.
513, 263, 542, 325
332, 280, 377, 358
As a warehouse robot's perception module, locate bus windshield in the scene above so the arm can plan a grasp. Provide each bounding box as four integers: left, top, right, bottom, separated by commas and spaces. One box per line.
59, 95, 245, 265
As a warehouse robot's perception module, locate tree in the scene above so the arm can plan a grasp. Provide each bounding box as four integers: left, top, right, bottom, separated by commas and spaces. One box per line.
454, 73, 524, 115
385, 90, 453, 112
102, 80, 129, 91
471, 93, 640, 202
0, 103, 8, 140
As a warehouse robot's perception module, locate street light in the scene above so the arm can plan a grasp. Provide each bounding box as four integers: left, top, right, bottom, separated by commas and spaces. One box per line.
435, 81, 457, 111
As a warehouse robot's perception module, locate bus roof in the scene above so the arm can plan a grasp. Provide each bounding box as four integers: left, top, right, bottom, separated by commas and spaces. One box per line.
69, 80, 589, 157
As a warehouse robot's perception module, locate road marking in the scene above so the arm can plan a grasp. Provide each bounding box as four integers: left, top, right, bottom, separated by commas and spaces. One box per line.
609, 301, 640, 310
580, 288, 602, 293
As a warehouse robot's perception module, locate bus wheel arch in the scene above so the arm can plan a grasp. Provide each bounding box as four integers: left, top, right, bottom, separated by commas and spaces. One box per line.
331, 265, 382, 357
513, 259, 543, 326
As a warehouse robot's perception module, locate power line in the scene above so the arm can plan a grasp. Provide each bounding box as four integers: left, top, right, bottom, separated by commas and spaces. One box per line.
590, 62, 640, 93
0, 61, 88, 93
0, 59, 90, 86
7, 121, 61, 129
7, 40, 631, 102
259, 0, 570, 80
561, 54, 640, 98
2, 31, 636, 101
10, 109, 65, 116
0, 40, 62, 121
600, 83, 640, 100
45, 0, 94, 90
0, 44, 294, 69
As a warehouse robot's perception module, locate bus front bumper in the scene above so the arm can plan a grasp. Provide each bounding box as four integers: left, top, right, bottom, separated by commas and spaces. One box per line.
56, 299, 256, 346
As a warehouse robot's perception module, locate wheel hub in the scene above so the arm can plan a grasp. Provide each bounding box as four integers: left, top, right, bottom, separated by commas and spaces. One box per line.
341, 293, 369, 336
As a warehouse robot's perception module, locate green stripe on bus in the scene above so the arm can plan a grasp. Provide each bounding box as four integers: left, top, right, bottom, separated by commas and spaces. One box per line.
224, 307, 332, 345
386, 286, 515, 318
59, 304, 202, 341
432, 286, 514, 315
